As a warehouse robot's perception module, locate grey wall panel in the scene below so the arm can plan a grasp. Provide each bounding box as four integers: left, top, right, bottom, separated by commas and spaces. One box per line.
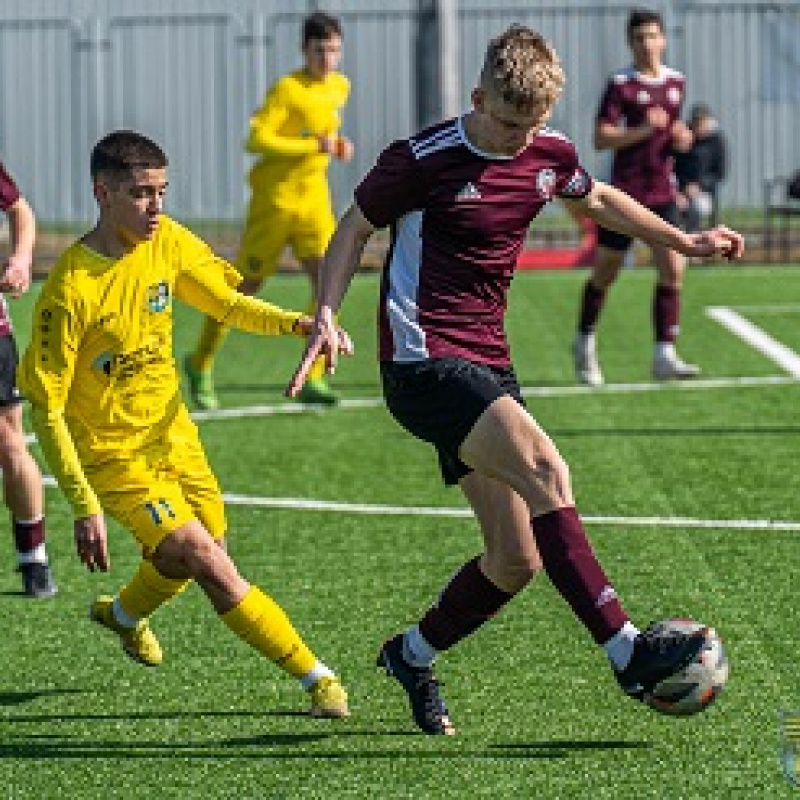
0, 0, 796, 224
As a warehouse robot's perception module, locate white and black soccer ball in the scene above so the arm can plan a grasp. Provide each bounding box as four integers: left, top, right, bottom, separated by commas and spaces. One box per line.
645, 618, 729, 717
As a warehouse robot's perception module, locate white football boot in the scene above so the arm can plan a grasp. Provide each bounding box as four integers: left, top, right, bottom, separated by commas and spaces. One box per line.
652, 343, 700, 381
573, 332, 604, 387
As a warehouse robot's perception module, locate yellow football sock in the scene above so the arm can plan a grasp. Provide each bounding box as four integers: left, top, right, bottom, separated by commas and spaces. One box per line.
118, 559, 191, 620
193, 316, 229, 373
221, 585, 317, 679
308, 353, 326, 381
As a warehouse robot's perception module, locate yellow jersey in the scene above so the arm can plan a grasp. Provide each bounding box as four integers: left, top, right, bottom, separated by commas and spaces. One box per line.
19, 216, 301, 517
245, 69, 350, 204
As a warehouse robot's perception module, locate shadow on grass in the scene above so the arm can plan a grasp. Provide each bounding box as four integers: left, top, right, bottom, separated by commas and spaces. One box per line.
0, 732, 331, 759
0, 689, 84, 707
0, 709, 319, 723
0, 729, 652, 761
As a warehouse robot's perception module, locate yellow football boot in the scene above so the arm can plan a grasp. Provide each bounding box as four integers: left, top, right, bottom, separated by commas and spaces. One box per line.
309, 676, 349, 718
89, 595, 163, 667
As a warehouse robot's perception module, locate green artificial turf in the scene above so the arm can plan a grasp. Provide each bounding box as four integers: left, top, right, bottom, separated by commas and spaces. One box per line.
2, 265, 799, 798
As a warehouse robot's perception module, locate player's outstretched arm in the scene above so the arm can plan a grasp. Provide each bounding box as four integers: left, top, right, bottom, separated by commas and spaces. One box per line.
567, 181, 745, 260
286, 203, 375, 397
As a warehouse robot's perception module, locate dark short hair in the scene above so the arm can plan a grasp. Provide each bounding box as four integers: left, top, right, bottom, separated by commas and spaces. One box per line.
302, 11, 341, 46
689, 103, 711, 124
90, 130, 167, 181
627, 8, 665, 41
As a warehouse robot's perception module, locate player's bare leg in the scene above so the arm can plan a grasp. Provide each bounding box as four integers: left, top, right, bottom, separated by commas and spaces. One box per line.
459, 396, 706, 700
574, 246, 624, 386
0, 404, 56, 598
651, 244, 699, 380
296, 255, 339, 406
150, 520, 348, 716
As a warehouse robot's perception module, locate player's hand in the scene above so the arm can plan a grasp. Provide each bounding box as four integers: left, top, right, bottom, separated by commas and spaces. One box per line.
333, 136, 354, 162
0, 254, 32, 298
318, 135, 354, 162
74, 514, 110, 572
683, 226, 745, 261
646, 106, 669, 130
286, 308, 354, 397
670, 120, 693, 152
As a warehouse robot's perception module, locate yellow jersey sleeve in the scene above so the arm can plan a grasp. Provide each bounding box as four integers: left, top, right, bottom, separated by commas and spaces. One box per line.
19, 272, 102, 517
173, 232, 302, 336
245, 77, 321, 158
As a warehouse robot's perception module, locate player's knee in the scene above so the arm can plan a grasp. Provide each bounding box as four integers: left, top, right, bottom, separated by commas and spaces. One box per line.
534, 453, 572, 507
0, 422, 30, 472
183, 535, 225, 580
152, 524, 226, 583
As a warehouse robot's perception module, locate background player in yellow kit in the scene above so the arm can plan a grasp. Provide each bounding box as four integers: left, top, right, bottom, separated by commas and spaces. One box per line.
19, 130, 352, 717
185, 10, 353, 409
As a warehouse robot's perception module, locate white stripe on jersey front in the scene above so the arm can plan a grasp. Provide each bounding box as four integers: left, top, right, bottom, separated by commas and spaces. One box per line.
386, 210, 428, 361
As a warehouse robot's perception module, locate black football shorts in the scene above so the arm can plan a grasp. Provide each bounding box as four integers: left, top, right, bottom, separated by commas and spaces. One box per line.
0, 334, 22, 409
380, 357, 525, 485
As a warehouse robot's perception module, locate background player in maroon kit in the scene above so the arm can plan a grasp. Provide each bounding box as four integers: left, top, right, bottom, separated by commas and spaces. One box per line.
288, 25, 744, 735
574, 7, 697, 386
0, 161, 57, 597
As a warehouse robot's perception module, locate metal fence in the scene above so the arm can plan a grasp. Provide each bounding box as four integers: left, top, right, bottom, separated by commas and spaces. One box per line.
0, 0, 798, 228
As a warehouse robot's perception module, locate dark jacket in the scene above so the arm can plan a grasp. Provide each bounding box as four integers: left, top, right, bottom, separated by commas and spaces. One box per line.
674, 126, 728, 197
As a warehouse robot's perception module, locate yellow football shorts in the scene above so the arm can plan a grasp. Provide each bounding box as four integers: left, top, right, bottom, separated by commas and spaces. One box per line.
236, 187, 336, 280
83, 409, 227, 556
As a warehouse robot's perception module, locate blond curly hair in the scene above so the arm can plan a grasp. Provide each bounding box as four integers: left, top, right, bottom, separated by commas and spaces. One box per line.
480, 25, 564, 112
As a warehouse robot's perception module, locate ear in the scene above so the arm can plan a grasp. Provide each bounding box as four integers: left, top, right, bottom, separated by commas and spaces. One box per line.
93, 179, 109, 207
471, 87, 485, 111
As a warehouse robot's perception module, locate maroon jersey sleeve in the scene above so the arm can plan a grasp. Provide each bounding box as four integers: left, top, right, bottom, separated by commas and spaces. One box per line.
553, 138, 594, 199
0, 161, 20, 212
354, 140, 427, 229
596, 78, 623, 127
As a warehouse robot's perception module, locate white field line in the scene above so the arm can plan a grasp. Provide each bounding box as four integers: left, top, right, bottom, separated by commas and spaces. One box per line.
188, 374, 797, 422
706, 306, 800, 378
221, 492, 800, 531
39, 475, 800, 531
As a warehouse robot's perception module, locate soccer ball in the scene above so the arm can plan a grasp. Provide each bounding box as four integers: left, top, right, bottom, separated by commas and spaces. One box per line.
645, 618, 729, 717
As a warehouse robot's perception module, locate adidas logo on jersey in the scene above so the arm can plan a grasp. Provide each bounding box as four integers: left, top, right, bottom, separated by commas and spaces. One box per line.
455, 182, 481, 201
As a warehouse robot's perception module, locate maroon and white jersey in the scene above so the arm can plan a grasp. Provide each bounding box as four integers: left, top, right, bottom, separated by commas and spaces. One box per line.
0, 161, 20, 336
597, 65, 685, 206
355, 117, 593, 367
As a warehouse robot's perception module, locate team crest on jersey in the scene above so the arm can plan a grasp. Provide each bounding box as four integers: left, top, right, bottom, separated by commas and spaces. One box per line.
536, 168, 557, 199
146, 281, 171, 313
667, 86, 682, 105
637, 90, 651, 104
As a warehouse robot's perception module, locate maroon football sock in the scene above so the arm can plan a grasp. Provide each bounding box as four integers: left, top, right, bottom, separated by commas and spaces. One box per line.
578, 280, 606, 335
13, 518, 46, 559
653, 284, 680, 343
418, 556, 514, 651
531, 507, 628, 644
